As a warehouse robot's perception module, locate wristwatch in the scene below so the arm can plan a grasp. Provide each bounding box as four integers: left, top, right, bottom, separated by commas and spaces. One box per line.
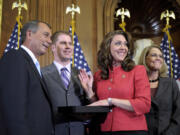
107, 98, 112, 106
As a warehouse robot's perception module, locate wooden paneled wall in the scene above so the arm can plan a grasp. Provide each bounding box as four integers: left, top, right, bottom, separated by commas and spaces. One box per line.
0, 0, 179, 73
0, 0, 70, 65
103, 0, 180, 57
0, 0, 99, 73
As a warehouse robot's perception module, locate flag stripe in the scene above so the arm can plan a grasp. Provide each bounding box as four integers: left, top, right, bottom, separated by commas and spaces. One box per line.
69, 27, 91, 73
160, 33, 180, 79
4, 22, 21, 54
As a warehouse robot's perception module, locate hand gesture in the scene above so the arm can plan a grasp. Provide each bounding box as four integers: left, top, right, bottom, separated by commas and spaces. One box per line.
78, 69, 94, 97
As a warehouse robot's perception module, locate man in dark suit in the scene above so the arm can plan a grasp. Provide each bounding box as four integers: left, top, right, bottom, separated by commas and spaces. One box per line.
0, 20, 54, 135
41, 31, 93, 135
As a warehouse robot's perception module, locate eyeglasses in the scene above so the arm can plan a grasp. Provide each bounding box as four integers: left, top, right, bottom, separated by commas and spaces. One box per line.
148, 53, 164, 59
112, 41, 128, 46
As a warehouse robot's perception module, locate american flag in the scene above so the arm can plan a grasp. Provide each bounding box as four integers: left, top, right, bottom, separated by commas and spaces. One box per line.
4, 21, 21, 53
160, 32, 180, 79
69, 27, 91, 73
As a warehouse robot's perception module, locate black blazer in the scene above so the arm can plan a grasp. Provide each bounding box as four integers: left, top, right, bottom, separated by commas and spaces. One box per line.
0, 48, 54, 135
146, 77, 180, 135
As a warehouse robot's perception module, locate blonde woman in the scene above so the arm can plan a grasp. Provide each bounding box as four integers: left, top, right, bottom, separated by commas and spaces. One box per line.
138, 45, 180, 135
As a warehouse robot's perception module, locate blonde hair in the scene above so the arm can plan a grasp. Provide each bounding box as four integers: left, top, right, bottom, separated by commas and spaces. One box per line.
138, 45, 168, 77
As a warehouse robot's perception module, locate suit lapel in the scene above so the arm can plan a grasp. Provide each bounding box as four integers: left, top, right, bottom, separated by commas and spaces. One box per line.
68, 67, 82, 91
51, 63, 68, 90
19, 48, 40, 77
154, 78, 165, 98
151, 78, 168, 109
70, 67, 79, 83
68, 67, 76, 89
19, 48, 50, 96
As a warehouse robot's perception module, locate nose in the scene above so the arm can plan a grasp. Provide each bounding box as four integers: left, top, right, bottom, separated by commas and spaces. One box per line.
65, 43, 72, 48
47, 37, 52, 44
118, 45, 127, 50
156, 55, 163, 59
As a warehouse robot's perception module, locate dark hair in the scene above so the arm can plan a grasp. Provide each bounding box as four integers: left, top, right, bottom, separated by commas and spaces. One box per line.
51, 31, 72, 44
21, 20, 51, 44
98, 30, 135, 80
138, 45, 168, 77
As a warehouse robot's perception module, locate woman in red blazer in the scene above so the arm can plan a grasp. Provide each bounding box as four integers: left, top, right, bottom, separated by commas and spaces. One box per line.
79, 30, 151, 135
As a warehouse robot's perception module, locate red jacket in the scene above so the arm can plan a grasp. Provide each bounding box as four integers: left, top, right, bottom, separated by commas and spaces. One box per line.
94, 65, 151, 131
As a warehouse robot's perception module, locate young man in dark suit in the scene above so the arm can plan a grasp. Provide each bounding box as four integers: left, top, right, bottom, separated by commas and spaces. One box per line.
0, 20, 54, 135
41, 31, 93, 135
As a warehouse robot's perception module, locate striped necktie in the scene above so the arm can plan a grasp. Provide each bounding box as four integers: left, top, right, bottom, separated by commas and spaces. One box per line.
61, 68, 70, 88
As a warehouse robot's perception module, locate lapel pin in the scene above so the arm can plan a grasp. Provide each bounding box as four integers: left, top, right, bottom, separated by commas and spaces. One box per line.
122, 74, 126, 78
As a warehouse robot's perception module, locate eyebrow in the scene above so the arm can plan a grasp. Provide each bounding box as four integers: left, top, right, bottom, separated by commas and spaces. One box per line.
59, 41, 72, 44
43, 32, 50, 36
150, 53, 162, 55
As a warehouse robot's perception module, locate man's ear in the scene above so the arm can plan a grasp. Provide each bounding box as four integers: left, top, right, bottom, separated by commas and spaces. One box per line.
51, 44, 56, 52
26, 30, 32, 39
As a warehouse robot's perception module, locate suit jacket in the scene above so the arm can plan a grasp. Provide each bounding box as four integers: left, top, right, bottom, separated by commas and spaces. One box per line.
0, 48, 54, 135
41, 63, 87, 135
94, 65, 151, 131
146, 77, 180, 135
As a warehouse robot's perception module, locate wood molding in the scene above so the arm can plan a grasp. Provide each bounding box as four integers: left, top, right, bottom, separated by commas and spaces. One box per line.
92, 0, 98, 72
0, 0, 18, 57
104, 0, 119, 35
177, 0, 180, 5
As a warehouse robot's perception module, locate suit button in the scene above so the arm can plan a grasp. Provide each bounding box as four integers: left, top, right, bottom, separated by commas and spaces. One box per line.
110, 78, 113, 82
108, 87, 111, 90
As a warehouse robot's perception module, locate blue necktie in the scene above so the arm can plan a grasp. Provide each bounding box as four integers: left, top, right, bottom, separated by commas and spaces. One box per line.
35, 61, 42, 77
61, 68, 70, 88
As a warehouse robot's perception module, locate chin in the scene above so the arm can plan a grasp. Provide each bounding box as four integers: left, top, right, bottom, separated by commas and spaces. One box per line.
39, 52, 45, 56
63, 57, 71, 61
118, 58, 125, 61
40, 49, 47, 55
151, 68, 160, 71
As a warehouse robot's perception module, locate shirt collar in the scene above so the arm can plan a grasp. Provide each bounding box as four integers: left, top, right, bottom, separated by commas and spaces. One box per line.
21, 45, 39, 65
53, 60, 71, 73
